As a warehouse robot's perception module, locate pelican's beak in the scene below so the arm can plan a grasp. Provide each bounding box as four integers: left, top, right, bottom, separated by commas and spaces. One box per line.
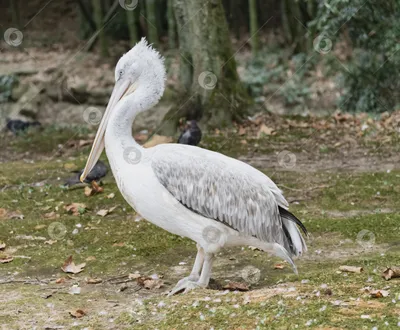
80, 79, 132, 182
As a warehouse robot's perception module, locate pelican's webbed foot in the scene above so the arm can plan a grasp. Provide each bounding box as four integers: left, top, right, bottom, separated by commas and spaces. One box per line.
167, 278, 205, 296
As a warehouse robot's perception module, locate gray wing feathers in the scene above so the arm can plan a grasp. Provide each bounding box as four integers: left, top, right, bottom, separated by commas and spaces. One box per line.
151, 150, 288, 247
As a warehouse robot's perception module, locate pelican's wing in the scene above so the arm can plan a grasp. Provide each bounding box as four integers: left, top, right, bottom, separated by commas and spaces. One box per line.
151, 144, 307, 255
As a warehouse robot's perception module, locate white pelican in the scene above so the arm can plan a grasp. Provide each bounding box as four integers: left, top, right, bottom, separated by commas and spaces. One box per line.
81, 38, 307, 295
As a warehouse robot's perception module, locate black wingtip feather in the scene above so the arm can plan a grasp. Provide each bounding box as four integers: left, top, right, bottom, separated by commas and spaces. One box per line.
278, 206, 308, 236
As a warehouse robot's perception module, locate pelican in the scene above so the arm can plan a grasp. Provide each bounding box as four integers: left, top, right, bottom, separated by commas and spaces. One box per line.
81, 38, 307, 295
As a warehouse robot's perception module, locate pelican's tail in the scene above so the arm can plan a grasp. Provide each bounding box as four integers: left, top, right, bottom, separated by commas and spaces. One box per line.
279, 206, 308, 257
230, 235, 298, 274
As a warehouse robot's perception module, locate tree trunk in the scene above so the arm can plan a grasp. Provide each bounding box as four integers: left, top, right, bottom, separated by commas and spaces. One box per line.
92, 0, 109, 57
167, 0, 177, 49
145, 0, 159, 46
281, 0, 309, 54
10, 0, 20, 28
126, 7, 138, 45
161, 0, 251, 134
248, 0, 259, 56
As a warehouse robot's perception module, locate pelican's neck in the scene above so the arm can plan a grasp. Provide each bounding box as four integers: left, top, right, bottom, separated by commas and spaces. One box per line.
104, 88, 156, 164
106, 95, 140, 149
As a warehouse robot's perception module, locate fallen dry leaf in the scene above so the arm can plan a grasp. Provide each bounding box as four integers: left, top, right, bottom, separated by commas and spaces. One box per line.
257, 124, 274, 138
91, 181, 104, 193
61, 256, 86, 274
238, 127, 246, 135
64, 203, 86, 216
107, 193, 115, 199
86, 277, 102, 284
129, 273, 141, 280
143, 279, 164, 289
84, 186, 94, 197
339, 266, 363, 273
97, 206, 117, 217
143, 134, 173, 148
223, 282, 249, 292
86, 256, 96, 261
0, 242, 5, 250
136, 276, 164, 289
7, 210, 24, 220
55, 277, 66, 284
112, 242, 125, 247
274, 264, 285, 270
0, 208, 7, 218
370, 289, 390, 298
97, 209, 109, 217
0, 255, 13, 263
85, 182, 104, 196
69, 309, 86, 318
35, 224, 46, 230
382, 267, 400, 280
44, 239, 57, 245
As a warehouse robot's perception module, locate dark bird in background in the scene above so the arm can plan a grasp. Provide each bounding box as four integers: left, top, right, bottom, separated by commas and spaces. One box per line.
177, 120, 202, 146
64, 160, 108, 186
6, 119, 41, 135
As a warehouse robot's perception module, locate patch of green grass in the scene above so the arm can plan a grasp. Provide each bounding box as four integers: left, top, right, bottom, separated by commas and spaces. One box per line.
3, 125, 93, 154
305, 213, 400, 245
317, 171, 400, 212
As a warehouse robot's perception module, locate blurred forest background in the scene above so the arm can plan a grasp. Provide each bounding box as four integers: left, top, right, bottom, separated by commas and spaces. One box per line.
0, 0, 399, 133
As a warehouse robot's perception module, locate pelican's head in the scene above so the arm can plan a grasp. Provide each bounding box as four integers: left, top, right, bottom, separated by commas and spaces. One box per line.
80, 38, 166, 182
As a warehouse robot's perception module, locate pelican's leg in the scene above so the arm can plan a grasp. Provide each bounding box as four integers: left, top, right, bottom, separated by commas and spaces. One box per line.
168, 245, 205, 296
187, 245, 204, 281
196, 252, 214, 288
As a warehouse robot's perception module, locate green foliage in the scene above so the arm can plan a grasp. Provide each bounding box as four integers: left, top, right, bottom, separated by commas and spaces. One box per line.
241, 52, 284, 99
310, 0, 400, 112
0, 75, 17, 103
242, 50, 315, 106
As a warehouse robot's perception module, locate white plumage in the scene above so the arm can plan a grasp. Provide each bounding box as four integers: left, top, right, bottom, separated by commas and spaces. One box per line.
81, 38, 308, 295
